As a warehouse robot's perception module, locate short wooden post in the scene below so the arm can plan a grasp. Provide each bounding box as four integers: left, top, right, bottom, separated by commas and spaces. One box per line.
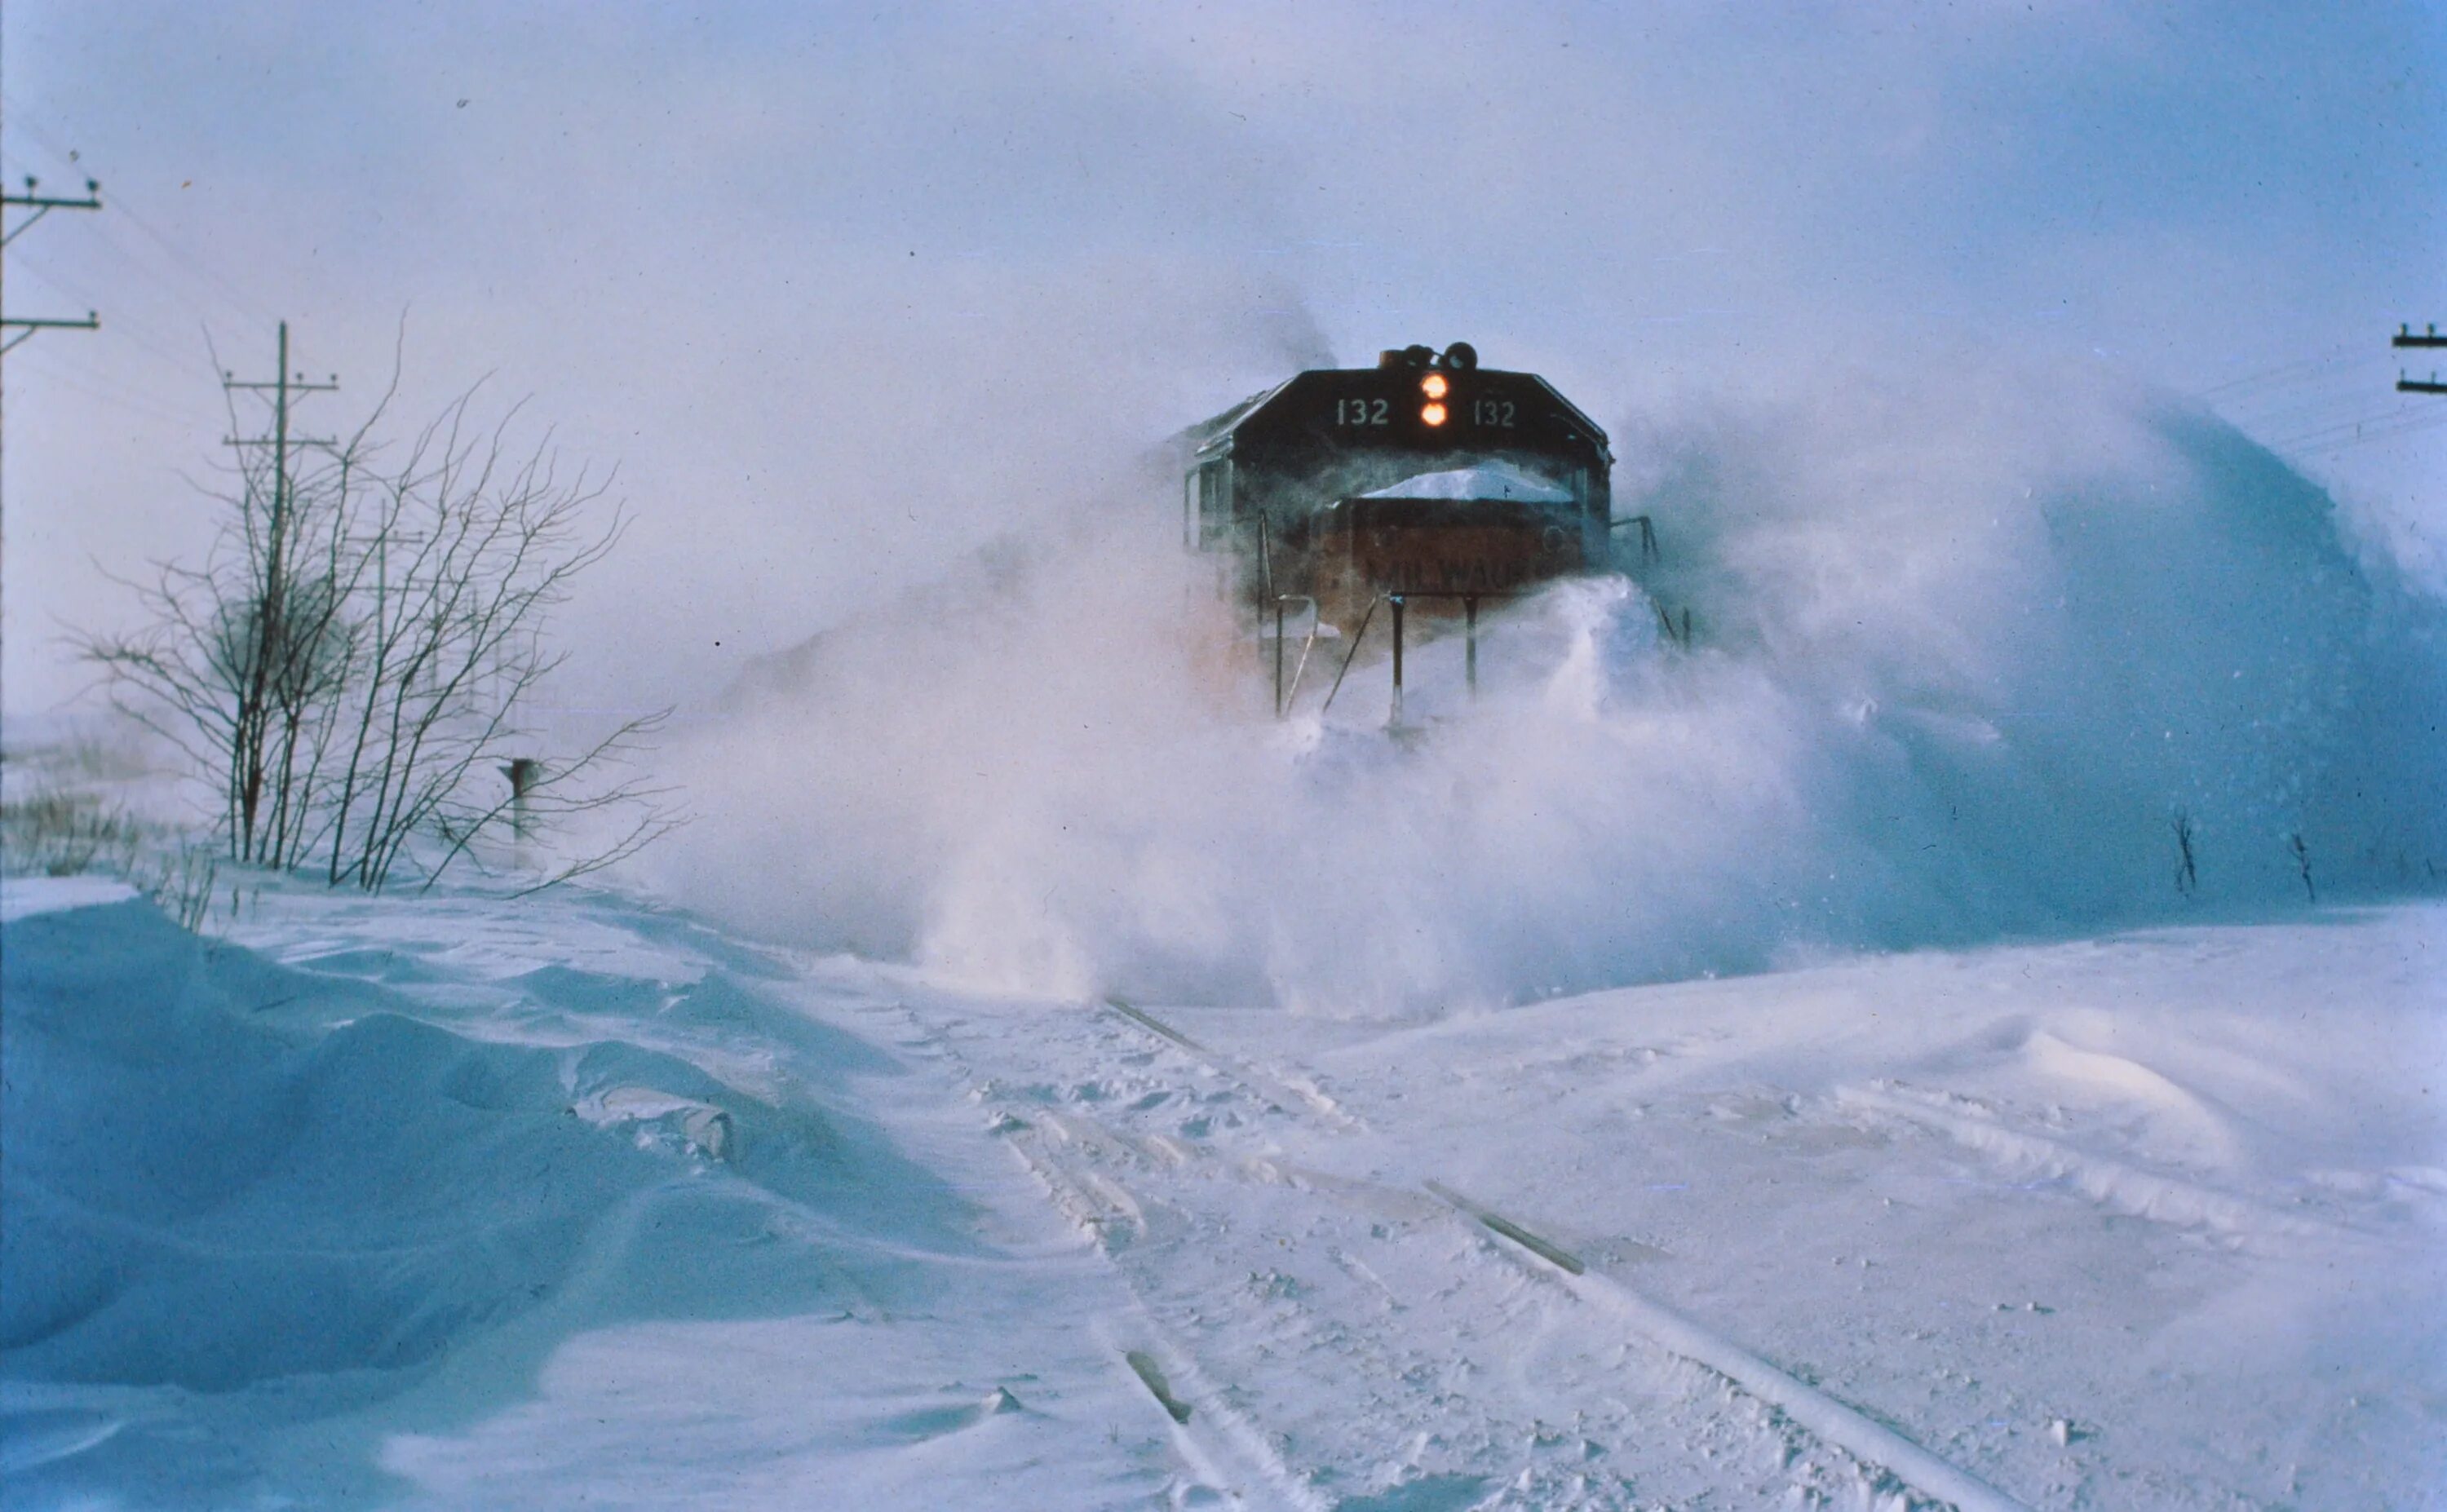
502, 758, 542, 842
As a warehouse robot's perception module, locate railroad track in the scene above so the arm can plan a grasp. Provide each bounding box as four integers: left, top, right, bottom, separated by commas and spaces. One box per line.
881, 983, 2039, 1511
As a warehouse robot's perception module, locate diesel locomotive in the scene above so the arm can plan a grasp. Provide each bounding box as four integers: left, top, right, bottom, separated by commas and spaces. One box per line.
1178, 343, 1632, 714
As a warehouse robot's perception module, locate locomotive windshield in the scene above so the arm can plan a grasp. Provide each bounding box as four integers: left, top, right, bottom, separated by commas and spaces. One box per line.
1361, 461, 1576, 504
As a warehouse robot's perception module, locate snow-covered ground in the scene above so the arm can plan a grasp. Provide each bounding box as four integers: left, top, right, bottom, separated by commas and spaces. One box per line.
9, 373, 2444, 1508
2, 876, 1183, 1510
7, 872, 2439, 1510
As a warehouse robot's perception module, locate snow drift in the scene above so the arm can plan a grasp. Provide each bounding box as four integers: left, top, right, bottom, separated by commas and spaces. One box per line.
0, 895, 883, 1397
0, 882, 1206, 1508
0, 891, 967, 1502
662, 359, 2446, 1010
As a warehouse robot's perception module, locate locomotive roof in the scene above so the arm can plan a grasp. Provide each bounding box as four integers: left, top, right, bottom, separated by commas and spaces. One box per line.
1185, 364, 1610, 462
1181, 380, 1295, 449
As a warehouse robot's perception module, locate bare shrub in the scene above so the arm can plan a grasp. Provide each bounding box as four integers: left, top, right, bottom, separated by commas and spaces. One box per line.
76, 351, 678, 894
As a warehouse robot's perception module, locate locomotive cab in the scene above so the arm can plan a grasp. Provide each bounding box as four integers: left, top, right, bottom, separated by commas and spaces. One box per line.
1179, 342, 1617, 655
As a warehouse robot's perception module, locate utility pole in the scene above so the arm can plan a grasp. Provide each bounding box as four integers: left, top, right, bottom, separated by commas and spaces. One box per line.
219, 321, 339, 859
0, 174, 103, 356
2394, 323, 2445, 396
1, 161, 106, 689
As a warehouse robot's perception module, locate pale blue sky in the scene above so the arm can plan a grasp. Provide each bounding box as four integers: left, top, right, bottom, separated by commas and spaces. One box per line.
6, 1, 2442, 713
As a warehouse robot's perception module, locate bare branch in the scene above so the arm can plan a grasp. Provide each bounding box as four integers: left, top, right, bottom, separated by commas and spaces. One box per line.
74, 338, 671, 896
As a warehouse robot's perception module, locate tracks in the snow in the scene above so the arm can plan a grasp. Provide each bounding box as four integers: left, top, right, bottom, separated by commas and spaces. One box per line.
845, 986, 1333, 1510
1105, 998, 1359, 1130
1081, 997, 2037, 1512
885, 979, 2043, 1509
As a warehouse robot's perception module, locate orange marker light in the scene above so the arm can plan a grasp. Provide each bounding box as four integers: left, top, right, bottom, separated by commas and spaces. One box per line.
1420, 372, 1449, 400
1421, 401, 1449, 427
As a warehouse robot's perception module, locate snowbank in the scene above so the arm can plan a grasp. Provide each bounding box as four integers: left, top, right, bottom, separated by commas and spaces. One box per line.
0, 883, 1175, 1508
1, 876, 135, 922
4, 892, 772, 1395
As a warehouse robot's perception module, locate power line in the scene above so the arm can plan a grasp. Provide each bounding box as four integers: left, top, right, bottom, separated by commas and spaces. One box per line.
2197, 347, 2366, 400
18, 321, 217, 420
2276, 409, 2447, 451
104, 187, 285, 333
4, 240, 201, 375
13, 353, 203, 431
2, 99, 282, 334
2, 145, 109, 564
2220, 380, 2405, 435
1, 73, 109, 666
